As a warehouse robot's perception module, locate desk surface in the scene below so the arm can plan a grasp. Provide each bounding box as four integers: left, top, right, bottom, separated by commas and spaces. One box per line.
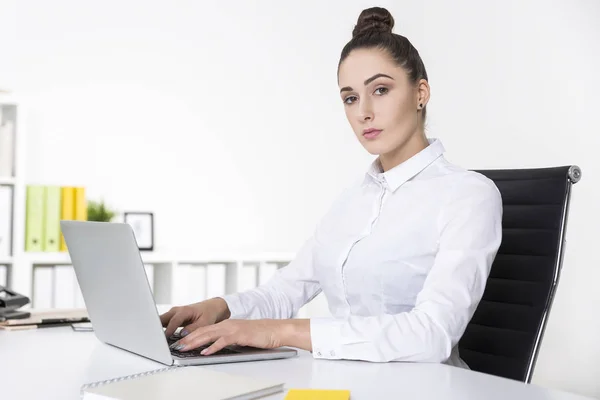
1, 327, 593, 400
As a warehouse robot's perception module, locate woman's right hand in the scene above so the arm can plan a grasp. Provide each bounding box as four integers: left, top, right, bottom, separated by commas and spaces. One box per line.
160, 297, 231, 338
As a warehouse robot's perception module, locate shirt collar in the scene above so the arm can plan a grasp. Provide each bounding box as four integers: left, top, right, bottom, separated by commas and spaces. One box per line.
365, 138, 445, 192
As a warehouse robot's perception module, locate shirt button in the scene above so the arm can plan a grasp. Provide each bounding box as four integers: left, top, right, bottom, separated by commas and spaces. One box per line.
317, 351, 322, 356
330, 350, 336, 356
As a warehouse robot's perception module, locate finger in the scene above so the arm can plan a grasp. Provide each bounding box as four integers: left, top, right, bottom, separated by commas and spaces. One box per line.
164, 312, 190, 338
159, 308, 177, 327
176, 326, 221, 351
201, 336, 231, 356
181, 316, 212, 337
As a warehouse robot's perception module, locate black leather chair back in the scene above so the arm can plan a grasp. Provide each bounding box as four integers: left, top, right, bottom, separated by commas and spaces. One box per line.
458, 165, 581, 382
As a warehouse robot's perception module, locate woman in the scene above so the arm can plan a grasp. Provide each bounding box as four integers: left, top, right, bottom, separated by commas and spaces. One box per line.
160, 6, 502, 367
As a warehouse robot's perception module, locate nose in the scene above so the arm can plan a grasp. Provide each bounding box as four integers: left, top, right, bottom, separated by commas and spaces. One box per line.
358, 97, 374, 122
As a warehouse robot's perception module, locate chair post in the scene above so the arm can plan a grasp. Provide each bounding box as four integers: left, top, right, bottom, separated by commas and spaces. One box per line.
524, 165, 581, 382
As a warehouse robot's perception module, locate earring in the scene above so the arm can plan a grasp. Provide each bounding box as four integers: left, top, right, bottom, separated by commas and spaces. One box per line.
419, 103, 423, 109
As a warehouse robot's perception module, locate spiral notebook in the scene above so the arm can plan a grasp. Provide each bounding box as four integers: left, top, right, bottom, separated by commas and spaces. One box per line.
80, 365, 285, 400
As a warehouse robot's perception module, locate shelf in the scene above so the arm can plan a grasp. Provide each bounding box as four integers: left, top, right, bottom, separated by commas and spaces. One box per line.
0, 177, 17, 186
0, 257, 12, 265
21, 252, 295, 266
23, 251, 178, 266
23, 252, 71, 265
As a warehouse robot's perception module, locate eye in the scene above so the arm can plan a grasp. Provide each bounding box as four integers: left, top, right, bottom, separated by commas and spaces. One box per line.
344, 96, 358, 105
374, 87, 389, 95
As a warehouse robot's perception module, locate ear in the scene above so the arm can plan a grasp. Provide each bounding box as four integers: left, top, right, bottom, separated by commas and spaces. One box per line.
416, 79, 430, 109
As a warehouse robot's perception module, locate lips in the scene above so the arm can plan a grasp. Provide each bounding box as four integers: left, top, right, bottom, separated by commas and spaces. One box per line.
363, 128, 382, 139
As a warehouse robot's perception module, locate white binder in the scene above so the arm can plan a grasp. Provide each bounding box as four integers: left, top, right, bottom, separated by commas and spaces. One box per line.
53, 266, 76, 308
239, 263, 258, 292
0, 120, 14, 178
258, 262, 278, 285
0, 265, 7, 287
33, 267, 54, 308
0, 185, 12, 257
206, 263, 226, 298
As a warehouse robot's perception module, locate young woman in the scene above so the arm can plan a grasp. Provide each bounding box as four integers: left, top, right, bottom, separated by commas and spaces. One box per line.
160, 6, 502, 368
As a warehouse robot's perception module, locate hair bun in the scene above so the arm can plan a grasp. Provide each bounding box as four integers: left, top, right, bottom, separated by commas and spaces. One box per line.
352, 7, 394, 38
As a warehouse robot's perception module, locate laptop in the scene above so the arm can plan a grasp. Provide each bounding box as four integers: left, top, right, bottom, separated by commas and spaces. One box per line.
60, 220, 298, 366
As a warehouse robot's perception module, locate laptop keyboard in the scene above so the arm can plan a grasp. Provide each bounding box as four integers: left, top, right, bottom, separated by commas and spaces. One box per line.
167, 333, 240, 358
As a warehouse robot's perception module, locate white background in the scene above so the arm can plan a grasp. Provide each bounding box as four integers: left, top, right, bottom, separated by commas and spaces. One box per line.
0, 0, 599, 397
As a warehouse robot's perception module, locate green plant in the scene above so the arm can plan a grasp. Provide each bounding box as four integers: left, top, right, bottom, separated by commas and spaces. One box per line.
87, 199, 117, 222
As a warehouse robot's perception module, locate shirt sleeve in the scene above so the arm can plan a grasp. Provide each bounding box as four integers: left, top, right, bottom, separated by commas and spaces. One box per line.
310, 178, 503, 363
220, 235, 322, 320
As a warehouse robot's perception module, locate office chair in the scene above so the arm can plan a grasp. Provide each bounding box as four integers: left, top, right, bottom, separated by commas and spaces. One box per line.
458, 165, 582, 382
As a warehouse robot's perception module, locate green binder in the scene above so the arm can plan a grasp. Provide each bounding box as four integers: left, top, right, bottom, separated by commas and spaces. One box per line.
44, 186, 61, 252
25, 185, 45, 252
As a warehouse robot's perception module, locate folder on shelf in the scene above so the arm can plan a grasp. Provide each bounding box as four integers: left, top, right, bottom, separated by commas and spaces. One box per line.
74, 186, 87, 221
0, 265, 7, 287
188, 264, 207, 302
258, 262, 279, 286
207, 263, 227, 298
44, 186, 61, 252
0, 118, 14, 178
53, 265, 77, 308
239, 263, 258, 292
59, 186, 75, 252
25, 185, 45, 252
33, 266, 54, 308
0, 185, 12, 256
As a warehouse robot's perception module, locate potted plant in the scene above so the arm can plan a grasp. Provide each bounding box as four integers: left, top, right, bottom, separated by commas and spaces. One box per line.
87, 199, 117, 222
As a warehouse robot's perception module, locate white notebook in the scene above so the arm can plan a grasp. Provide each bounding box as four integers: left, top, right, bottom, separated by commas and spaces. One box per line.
81, 366, 284, 400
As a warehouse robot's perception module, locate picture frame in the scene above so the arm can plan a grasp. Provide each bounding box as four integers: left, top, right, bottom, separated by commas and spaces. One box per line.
123, 212, 154, 251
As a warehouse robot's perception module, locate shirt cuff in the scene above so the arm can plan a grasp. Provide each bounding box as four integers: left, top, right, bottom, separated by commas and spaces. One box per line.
219, 293, 247, 320
310, 317, 344, 360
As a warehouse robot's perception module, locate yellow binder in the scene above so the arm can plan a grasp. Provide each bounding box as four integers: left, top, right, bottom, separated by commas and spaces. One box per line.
59, 187, 75, 252
43, 186, 61, 252
74, 187, 87, 221
25, 185, 45, 252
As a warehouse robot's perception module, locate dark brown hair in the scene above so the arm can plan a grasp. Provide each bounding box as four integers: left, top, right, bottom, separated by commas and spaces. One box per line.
338, 7, 429, 120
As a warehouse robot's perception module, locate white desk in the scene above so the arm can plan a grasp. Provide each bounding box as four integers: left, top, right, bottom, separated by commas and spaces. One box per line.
0, 327, 593, 400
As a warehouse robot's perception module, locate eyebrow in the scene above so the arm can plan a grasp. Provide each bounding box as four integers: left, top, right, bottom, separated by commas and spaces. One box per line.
340, 73, 394, 94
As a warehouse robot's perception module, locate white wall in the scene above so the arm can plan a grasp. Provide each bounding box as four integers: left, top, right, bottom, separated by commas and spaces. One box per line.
1, 0, 599, 397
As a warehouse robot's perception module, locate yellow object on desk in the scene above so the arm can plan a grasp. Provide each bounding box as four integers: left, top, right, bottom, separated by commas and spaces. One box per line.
285, 389, 351, 400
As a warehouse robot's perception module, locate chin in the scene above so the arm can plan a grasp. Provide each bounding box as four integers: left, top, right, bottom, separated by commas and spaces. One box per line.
360, 139, 394, 156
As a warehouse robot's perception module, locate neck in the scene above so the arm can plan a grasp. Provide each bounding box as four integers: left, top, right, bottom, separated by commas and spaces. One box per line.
379, 131, 429, 172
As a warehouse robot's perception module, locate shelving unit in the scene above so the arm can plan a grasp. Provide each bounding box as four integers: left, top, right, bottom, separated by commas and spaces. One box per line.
0, 92, 26, 293
0, 92, 323, 317
23, 252, 294, 308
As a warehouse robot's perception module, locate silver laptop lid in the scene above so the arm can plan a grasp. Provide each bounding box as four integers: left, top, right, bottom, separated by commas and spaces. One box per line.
61, 221, 173, 365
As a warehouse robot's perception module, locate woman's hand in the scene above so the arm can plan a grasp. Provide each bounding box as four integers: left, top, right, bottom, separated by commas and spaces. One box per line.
159, 297, 231, 338
170, 318, 312, 355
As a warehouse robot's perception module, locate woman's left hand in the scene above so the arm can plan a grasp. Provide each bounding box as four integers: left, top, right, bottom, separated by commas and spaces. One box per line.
171, 319, 288, 355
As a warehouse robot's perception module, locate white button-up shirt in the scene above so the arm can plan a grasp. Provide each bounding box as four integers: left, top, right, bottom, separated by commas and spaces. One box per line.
223, 138, 503, 367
